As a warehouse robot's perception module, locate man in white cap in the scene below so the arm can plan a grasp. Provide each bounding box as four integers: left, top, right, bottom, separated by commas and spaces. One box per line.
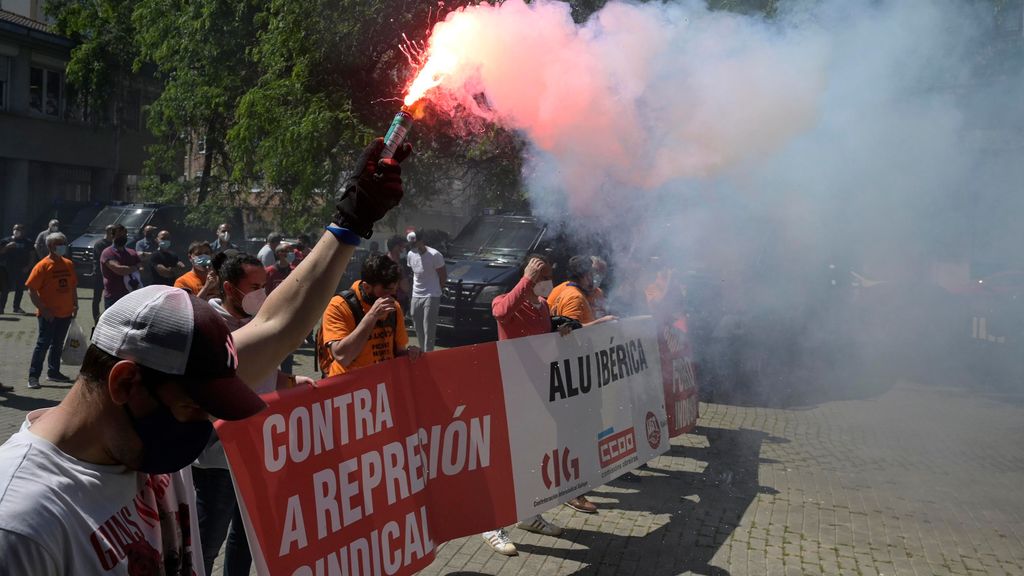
0, 138, 411, 574
405, 230, 446, 351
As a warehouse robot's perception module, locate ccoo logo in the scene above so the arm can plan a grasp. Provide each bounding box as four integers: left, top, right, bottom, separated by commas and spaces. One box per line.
541, 447, 580, 490
598, 427, 637, 468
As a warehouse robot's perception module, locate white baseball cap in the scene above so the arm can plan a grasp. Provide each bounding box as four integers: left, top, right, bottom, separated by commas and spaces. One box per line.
92, 285, 266, 420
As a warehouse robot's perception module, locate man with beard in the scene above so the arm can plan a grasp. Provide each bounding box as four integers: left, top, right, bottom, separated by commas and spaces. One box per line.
0, 137, 410, 574
318, 253, 420, 378
100, 225, 143, 308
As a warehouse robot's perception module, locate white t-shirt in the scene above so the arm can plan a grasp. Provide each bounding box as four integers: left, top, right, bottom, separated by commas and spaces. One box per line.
407, 247, 446, 298
0, 410, 205, 575
257, 244, 276, 268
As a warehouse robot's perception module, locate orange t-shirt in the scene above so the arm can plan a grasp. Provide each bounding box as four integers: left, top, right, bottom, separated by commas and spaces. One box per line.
547, 281, 595, 324
25, 257, 78, 318
320, 281, 409, 377
174, 270, 206, 295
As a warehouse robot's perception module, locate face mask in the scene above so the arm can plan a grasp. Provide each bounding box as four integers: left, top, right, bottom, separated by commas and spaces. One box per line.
193, 255, 212, 268
240, 287, 267, 316
159, 240, 171, 250
114, 236, 128, 248
49, 224, 58, 232
124, 389, 213, 474
533, 279, 554, 298
54, 245, 67, 257
285, 252, 296, 264
13, 231, 23, 239
219, 232, 231, 242
593, 274, 604, 289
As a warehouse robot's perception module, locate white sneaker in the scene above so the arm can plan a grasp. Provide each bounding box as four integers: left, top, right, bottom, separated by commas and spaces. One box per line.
27, 377, 40, 389
482, 529, 517, 556
518, 514, 563, 537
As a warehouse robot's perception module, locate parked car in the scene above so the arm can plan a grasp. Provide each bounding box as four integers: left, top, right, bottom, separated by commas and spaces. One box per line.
31, 200, 111, 243
437, 213, 552, 344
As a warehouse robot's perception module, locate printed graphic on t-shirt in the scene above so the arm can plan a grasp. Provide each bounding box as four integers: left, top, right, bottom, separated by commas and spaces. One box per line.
88, 474, 196, 575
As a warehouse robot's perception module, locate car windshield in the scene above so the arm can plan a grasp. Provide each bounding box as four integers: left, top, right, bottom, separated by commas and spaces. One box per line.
450, 218, 543, 262
86, 207, 124, 233
117, 209, 154, 231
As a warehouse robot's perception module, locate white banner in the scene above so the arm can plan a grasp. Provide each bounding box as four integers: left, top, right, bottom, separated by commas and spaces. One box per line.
496, 316, 669, 520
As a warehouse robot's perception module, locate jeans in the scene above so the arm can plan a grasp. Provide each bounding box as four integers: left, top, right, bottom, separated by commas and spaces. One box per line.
411, 296, 440, 352
29, 315, 73, 378
224, 506, 253, 576
92, 274, 104, 321
193, 467, 237, 576
0, 267, 26, 312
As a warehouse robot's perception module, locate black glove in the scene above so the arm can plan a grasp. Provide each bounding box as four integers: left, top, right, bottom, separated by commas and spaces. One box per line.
333, 138, 413, 239
551, 316, 583, 333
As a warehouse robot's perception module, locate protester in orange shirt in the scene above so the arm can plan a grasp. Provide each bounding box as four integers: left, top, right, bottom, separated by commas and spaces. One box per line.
318, 254, 420, 377
548, 255, 616, 327
174, 241, 220, 300
25, 232, 78, 388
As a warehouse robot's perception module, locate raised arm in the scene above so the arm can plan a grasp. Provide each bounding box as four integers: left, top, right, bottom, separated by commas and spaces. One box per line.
233, 139, 410, 385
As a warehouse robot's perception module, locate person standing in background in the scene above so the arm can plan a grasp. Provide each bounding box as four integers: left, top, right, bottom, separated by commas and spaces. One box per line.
148, 230, 186, 286
211, 222, 238, 253
25, 232, 77, 388
90, 225, 115, 321
174, 241, 220, 300
406, 231, 446, 351
257, 232, 283, 268
100, 225, 143, 308
34, 219, 59, 259
0, 224, 36, 314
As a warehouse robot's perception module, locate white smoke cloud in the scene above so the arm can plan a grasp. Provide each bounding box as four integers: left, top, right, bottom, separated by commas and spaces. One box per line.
416, 0, 1024, 397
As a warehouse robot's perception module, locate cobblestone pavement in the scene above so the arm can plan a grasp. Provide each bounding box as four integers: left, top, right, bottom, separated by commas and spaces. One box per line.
2, 289, 1024, 575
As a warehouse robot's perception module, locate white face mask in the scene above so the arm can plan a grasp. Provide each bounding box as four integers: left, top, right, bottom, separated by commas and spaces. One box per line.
49, 224, 59, 232
241, 288, 267, 316
220, 231, 231, 242
54, 245, 67, 256
533, 279, 554, 298
593, 274, 604, 289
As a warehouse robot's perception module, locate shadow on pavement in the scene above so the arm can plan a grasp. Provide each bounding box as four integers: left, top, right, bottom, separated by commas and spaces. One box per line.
0, 394, 59, 412
514, 426, 777, 576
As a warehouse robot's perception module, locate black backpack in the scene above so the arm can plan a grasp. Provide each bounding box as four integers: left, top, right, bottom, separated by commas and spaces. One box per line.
316, 288, 397, 376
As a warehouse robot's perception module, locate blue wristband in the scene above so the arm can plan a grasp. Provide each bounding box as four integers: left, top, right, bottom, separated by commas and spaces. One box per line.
325, 225, 362, 247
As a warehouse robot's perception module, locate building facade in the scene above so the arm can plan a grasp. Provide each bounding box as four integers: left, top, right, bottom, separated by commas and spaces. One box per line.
0, 4, 150, 232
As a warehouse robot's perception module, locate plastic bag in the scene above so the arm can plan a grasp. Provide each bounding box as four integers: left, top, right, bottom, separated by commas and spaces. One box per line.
62, 320, 86, 366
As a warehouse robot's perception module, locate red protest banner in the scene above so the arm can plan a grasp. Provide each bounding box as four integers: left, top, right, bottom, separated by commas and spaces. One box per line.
216, 344, 517, 576
658, 317, 700, 437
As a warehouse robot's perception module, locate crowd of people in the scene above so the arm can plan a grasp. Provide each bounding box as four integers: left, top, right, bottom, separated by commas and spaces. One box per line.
0, 137, 658, 573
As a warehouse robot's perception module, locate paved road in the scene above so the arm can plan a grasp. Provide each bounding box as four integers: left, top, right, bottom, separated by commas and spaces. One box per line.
2, 288, 1023, 575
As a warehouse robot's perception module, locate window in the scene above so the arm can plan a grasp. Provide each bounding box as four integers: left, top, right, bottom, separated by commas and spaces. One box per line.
29, 66, 64, 117
996, 0, 1024, 35
0, 57, 9, 111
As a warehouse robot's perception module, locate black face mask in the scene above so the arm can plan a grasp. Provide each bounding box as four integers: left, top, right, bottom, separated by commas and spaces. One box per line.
124, 387, 213, 474
114, 236, 128, 248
